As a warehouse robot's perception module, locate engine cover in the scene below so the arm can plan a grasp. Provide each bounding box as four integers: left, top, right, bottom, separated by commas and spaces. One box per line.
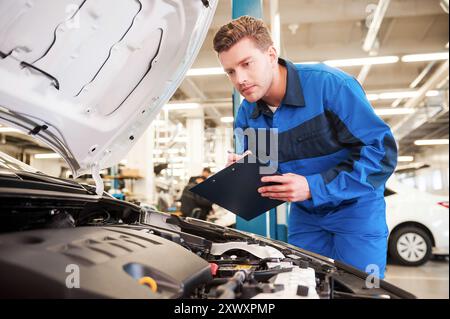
0, 226, 212, 298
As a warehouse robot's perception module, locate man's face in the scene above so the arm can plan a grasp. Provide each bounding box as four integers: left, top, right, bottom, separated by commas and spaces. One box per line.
202, 171, 210, 178
195, 177, 205, 184
218, 37, 277, 103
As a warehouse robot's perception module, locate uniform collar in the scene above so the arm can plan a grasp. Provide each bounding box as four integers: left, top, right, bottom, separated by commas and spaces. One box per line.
251, 58, 305, 119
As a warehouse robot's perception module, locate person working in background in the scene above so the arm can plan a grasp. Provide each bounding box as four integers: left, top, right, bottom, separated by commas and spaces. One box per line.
202, 167, 212, 179
180, 176, 213, 220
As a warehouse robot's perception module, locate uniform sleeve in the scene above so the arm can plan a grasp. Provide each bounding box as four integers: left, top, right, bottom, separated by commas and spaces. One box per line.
305, 77, 398, 208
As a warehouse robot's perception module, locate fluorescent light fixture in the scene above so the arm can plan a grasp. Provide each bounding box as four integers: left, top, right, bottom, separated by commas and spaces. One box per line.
34, 153, 61, 159
368, 90, 439, 101
186, 67, 225, 76
220, 116, 234, 123
0, 127, 22, 133
401, 52, 449, 63
379, 91, 419, 100
398, 156, 414, 162
163, 103, 200, 111
366, 94, 380, 101
414, 139, 449, 146
324, 56, 399, 67
374, 108, 415, 116
426, 90, 439, 97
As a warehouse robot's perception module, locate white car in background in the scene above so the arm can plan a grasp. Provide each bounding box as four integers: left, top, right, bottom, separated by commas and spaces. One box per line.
385, 177, 449, 266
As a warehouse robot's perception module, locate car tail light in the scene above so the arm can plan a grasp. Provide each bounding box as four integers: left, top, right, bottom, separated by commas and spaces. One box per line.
438, 201, 449, 208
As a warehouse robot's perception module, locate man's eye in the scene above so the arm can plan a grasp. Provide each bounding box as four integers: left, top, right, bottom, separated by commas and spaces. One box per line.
227, 70, 234, 75
244, 62, 251, 67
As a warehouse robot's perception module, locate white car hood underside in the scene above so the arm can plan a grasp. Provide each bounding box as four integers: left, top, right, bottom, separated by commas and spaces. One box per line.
0, 0, 217, 189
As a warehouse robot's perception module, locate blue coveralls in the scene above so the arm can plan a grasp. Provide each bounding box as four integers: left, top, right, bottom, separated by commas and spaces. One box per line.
234, 58, 398, 278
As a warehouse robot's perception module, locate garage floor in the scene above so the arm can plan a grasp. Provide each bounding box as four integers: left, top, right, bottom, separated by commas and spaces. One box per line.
384, 257, 449, 299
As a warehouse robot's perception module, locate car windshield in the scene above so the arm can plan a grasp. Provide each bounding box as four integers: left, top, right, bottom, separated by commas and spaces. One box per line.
0, 151, 41, 174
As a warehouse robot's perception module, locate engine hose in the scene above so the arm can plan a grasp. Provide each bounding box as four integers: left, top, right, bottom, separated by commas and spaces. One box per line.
215, 270, 248, 299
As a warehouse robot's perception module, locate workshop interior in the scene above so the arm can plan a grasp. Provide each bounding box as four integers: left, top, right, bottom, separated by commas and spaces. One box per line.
0, 0, 448, 300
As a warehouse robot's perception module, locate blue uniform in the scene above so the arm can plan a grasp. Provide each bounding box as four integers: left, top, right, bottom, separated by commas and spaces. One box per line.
234, 58, 397, 278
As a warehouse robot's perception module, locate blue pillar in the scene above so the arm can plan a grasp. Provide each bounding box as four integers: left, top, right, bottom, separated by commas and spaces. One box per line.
231, 0, 278, 238
232, 0, 263, 18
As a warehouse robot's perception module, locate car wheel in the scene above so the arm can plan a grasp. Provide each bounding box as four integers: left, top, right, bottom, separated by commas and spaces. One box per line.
389, 226, 432, 266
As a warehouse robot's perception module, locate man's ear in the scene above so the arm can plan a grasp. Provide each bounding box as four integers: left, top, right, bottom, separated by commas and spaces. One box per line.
267, 45, 278, 67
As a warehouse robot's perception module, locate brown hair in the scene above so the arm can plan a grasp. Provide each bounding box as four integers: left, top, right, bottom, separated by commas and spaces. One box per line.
213, 16, 273, 53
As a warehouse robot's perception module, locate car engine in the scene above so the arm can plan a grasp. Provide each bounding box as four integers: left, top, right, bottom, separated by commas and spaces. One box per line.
0, 197, 414, 299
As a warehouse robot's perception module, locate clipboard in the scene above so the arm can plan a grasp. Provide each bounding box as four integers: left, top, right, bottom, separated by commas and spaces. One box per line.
189, 153, 284, 221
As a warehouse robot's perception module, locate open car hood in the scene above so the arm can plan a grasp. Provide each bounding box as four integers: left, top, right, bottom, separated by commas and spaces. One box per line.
0, 0, 217, 188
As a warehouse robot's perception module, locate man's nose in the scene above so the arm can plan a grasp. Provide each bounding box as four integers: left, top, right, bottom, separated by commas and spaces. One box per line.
236, 71, 248, 86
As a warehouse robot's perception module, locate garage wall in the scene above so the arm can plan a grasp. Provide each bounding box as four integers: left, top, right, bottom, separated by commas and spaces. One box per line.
413, 145, 449, 196
30, 158, 66, 178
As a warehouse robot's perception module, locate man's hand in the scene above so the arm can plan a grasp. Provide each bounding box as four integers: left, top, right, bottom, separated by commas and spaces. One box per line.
258, 173, 311, 202
226, 150, 252, 167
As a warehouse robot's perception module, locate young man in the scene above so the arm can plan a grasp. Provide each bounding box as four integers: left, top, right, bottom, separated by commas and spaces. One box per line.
213, 16, 397, 278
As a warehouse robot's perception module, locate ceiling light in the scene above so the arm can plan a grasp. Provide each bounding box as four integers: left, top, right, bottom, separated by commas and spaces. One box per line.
426, 90, 439, 97
324, 56, 399, 67
414, 139, 449, 146
398, 156, 414, 162
163, 103, 200, 111
374, 108, 415, 116
220, 116, 234, 123
378, 91, 419, 99
401, 52, 449, 63
186, 67, 225, 76
34, 153, 61, 159
368, 90, 439, 100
